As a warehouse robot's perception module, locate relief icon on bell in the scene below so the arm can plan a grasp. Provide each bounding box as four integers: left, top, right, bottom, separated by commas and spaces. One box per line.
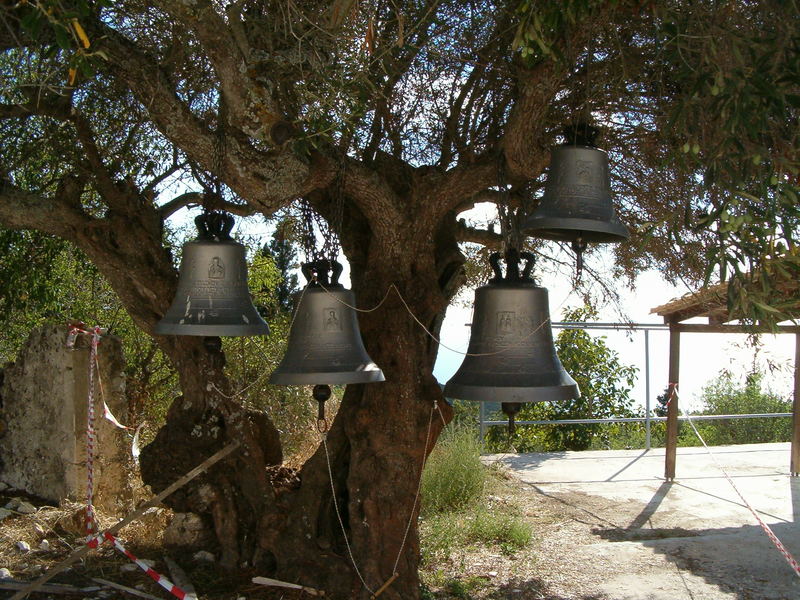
208, 256, 225, 279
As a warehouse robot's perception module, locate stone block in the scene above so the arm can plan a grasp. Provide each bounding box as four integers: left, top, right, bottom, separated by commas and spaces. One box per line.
0, 323, 132, 513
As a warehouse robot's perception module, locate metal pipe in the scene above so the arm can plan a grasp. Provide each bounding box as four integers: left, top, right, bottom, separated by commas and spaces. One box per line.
551, 321, 670, 331
645, 328, 651, 450
481, 413, 793, 426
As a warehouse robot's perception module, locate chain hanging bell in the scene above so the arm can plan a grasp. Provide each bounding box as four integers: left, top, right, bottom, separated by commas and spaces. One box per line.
269, 260, 385, 386
444, 250, 579, 428
155, 211, 270, 337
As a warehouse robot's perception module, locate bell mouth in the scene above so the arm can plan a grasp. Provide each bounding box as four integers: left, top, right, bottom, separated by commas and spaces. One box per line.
443, 381, 579, 403
269, 365, 385, 386
154, 321, 269, 336
522, 218, 630, 243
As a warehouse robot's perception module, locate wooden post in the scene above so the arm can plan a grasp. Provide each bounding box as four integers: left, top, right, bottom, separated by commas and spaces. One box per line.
664, 321, 680, 481
791, 333, 800, 476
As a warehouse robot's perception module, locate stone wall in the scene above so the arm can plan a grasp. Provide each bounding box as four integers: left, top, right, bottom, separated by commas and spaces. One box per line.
0, 323, 132, 513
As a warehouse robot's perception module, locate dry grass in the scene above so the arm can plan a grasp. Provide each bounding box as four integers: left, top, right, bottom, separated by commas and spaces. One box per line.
1, 457, 623, 600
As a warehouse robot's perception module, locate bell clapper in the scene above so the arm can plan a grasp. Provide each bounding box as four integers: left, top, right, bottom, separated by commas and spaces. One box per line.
501, 402, 522, 436
313, 384, 332, 433
570, 236, 588, 280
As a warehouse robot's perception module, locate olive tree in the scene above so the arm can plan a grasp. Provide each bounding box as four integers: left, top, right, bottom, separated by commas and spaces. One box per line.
0, 1, 797, 597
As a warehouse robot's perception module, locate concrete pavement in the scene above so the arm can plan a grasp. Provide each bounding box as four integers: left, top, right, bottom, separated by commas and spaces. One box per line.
485, 443, 800, 599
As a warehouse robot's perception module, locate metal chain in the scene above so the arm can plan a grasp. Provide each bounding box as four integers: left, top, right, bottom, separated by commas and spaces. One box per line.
300, 199, 319, 262
212, 97, 227, 202
496, 156, 522, 254
327, 160, 346, 262
298, 160, 345, 263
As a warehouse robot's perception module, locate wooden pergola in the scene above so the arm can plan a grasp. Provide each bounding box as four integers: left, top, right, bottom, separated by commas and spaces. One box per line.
650, 279, 800, 480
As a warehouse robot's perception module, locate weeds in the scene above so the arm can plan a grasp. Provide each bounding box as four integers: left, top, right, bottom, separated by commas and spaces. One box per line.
420, 427, 532, 569
421, 426, 486, 515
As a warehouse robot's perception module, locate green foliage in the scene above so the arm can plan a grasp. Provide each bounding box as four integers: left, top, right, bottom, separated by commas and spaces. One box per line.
13, 0, 112, 86
0, 234, 178, 429
464, 507, 533, 552
688, 371, 792, 446
555, 369, 793, 451
421, 426, 487, 515
654, 385, 671, 418
486, 306, 638, 451
420, 572, 488, 600
0, 229, 68, 322
420, 427, 532, 567
652, 2, 800, 326
513, 0, 612, 62
262, 219, 300, 314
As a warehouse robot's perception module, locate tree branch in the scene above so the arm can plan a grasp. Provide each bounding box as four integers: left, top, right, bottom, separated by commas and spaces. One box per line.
93, 22, 313, 211
0, 178, 86, 236
158, 192, 256, 220
71, 113, 125, 205
423, 157, 497, 223
341, 157, 403, 246
455, 219, 503, 248
501, 60, 563, 180
159, 0, 285, 141
453, 189, 506, 214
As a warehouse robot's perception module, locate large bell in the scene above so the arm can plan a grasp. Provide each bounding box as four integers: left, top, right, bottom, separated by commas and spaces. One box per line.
155, 212, 270, 337
270, 260, 385, 386
522, 144, 629, 243
444, 251, 579, 404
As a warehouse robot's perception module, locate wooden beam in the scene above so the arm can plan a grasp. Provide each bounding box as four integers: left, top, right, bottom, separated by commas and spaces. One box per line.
792, 333, 800, 477
707, 310, 731, 325
665, 322, 680, 481
674, 324, 800, 334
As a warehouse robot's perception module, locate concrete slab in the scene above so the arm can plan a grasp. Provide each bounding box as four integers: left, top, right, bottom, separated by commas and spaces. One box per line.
485, 443, 800, 600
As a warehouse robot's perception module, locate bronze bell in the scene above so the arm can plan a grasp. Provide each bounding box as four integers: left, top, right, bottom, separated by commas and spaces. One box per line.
444, 250, 579, 406
269, 260, 385, 386
155, 212, 270, 337
522, 144, 629, 244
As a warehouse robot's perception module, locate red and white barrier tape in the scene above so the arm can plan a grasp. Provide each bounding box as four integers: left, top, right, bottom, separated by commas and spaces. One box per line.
100, 532, 195, 599
672, 386, 800, 578
85, 531, 195, 599
85, 326, 101, 537
70, 324, 196, 599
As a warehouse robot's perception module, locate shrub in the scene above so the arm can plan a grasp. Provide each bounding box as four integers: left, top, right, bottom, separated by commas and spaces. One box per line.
688, 371, 792, 445
421, 426, 486, 515
465, 507, 532, 553
420, 427, 532, 566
